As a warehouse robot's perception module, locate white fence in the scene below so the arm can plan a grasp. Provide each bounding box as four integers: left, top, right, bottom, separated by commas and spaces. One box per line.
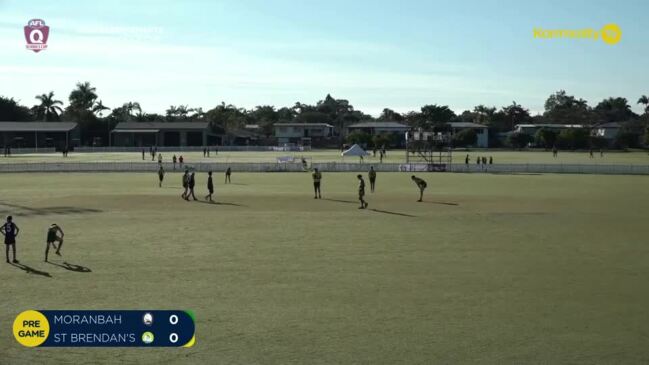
1, 162, 648, 175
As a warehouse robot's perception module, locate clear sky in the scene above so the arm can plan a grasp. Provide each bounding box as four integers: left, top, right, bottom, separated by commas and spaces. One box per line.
0, 0, 647, 116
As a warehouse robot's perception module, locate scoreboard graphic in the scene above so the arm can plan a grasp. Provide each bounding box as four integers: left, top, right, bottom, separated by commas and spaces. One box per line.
13, 310, 195, 347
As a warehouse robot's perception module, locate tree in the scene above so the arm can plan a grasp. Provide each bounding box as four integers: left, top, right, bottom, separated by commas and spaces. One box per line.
452, 128, 477, 147
0, 96, 32, 121
594, 97, 635, 123
378, 108, 403, 121
557, 128, 590, 149
534, 128, 558, 149
92, 100, 110, 117
68, 81, 97, 111
473, 105, 496, 126
544, 90, 593, 125
507, 132, 533, 149
502, 101, 531, 130
419, 104, 456, 130
346, 130, 372, 146
34, 91, 63, 121
638, 95, 649, 114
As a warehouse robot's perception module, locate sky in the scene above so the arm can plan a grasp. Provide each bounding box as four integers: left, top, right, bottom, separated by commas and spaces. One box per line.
0, 0, 647, 117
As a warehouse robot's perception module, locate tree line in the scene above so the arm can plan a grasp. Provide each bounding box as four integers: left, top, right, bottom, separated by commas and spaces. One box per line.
1, 81, 648, 147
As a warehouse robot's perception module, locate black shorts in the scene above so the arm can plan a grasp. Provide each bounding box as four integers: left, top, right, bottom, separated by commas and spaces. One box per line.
314, 182, 321, 188
5, 236, 16, 245
208, 187, 214, 194
369, 178, 376, 183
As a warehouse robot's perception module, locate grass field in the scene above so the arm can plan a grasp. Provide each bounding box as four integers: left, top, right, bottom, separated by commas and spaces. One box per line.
1, 171, 648, 364
1, 149, 649, 165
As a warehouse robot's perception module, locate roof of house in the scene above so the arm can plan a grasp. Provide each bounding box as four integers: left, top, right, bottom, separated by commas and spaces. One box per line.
112, 122, 209, 131
449, 122, 488, 128
0, 121, 78, 132
515, 123, 584, 129
595, 122, 622, 128
274, 123, 334, 128
347, 121, 409, 129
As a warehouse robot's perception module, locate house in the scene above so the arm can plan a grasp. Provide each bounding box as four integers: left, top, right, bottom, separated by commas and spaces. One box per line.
0, 121, 79, 149
592, 122, 621, 140
346, 121, 410, 147
110, 122, 210, 147
274, 123, 334, 146
513, 124, 585, 135
449, 122, 489, 148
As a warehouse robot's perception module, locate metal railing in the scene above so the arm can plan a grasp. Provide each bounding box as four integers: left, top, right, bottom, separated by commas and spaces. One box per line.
0, 162, 648, 175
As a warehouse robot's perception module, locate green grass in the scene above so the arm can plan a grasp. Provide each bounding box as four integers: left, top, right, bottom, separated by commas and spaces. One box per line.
1, 149, 648, 165
1, 172, 648, 364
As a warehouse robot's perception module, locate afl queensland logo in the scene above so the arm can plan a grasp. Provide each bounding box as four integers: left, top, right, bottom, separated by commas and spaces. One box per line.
24, 19, 49, 53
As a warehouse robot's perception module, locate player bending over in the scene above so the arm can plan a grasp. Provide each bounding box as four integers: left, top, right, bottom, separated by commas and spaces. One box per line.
1, 216, 19, 263
45, 223, 64, 262
357, 174, 368, 209
411, 175, 427, 202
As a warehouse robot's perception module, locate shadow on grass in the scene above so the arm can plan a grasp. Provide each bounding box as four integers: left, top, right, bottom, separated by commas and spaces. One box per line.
369, 209, 417, 218
194, 200, 246, 207
227, 183, 248, 186
10, 262, 52, 277
47, 261, 92, 273
422, 201, 460, 206
322, 198, 357, 204
0, 202, 102, 217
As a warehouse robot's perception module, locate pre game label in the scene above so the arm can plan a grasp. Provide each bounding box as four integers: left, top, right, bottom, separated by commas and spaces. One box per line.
13, 310, 195, 347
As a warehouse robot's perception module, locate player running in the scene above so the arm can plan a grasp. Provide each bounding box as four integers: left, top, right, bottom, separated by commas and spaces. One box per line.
1, 216, 19, 263
357, 174, 368, 209
312, 168, 322, 199
205, 171, 214, 202
411, 175, 427, 202
45, 224, 64, 262
368, 166, 377, 193
158, 165, 165, 187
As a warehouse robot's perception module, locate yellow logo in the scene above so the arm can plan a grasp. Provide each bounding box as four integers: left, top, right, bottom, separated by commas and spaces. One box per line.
533, 23, 621, 45
13, 310, 50, 347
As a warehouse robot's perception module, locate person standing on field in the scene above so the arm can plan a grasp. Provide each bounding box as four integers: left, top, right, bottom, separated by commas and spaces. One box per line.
312, 168, 322, 199
357, 174, 368, 209
1, 216, 19, 263
368, 166, 377, 193
181, 169, 189, 200
158, 165, 165, 187
188, 172, 197, 201
225, 167, 232, 184
205, 171, 214, 202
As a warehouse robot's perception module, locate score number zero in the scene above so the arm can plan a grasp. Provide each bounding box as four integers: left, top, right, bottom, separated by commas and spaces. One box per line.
169, 314, 178, 344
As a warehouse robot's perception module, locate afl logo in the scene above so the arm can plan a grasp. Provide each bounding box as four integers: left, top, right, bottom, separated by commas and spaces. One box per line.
24, 19, 49, 53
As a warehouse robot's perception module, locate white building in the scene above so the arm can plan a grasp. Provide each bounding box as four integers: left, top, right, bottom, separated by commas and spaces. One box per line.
274, 123, 334, 145
449, 122, 489, 148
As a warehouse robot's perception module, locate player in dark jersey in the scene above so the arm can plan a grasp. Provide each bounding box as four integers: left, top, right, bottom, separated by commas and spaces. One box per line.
45, 224, 64, 262
1, 216, 19, 263
158, 165, 165, 187
205, 171, 214, 202
188, 172, 197, 201
368, 166, 377, 193
411, 175, 427, 202
312, 168, 322, 199
181, 169, 189, 200
225, 167, 232, 184
357, 174, 368, 209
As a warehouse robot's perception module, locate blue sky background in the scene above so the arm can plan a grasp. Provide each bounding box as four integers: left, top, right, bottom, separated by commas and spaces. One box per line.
0, 0, 647, 116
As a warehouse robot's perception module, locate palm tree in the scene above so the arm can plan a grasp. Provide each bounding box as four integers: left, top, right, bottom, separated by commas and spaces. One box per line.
638, 95, 649, 114
123, 101, 142, 116
69, 81, 97, 111
92, 100, 110, 117
34, 91, 63, 121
